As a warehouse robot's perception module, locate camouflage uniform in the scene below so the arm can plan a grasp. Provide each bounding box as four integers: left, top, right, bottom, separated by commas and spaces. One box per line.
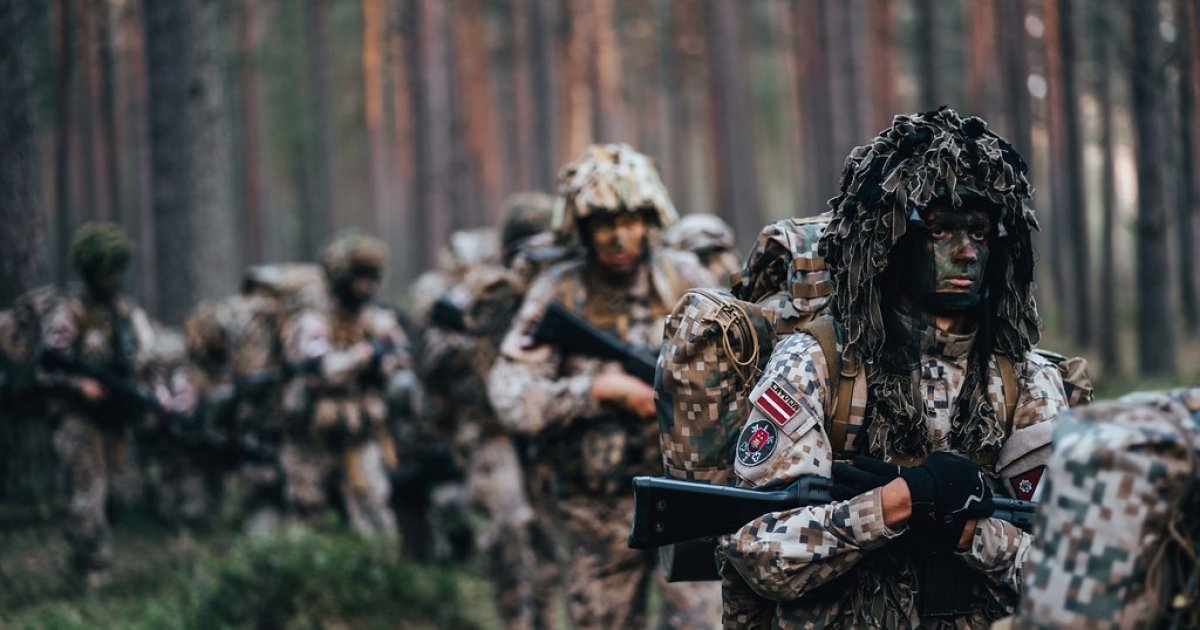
489, 144, 722, 629
1017, 388, 1200, 629
37, 223, 155, 580
662, 213, 742, 288
281, 231, 409, 537
721, 109, 1068, 628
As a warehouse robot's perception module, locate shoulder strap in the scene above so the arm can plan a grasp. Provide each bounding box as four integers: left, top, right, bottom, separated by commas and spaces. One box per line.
996, 354, 1018, 434
803, 315, 859, 456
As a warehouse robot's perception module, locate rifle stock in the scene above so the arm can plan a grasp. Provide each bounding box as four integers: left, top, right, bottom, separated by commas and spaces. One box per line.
629, 475, 1037, 550
532, 301, 658, 383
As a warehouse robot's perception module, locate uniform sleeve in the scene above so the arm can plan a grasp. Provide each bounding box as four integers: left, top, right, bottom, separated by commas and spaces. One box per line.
487, 271, 602, 436
720, 333, 906, 602
36, 298, 81, 390
954, 351, 1069, 593
416, 325, 479, 384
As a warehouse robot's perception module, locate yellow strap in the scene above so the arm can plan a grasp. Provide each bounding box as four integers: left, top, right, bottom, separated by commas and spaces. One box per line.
997, 354, 1018, 434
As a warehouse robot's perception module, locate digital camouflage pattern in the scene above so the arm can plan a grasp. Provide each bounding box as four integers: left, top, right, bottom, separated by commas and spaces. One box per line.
489, 243, 719, 628
721, 317, 1067, 628
551, 142, 678, 239
663, 213, 742, 288
731, 216, 832, 336
1018, 388, 1200, 630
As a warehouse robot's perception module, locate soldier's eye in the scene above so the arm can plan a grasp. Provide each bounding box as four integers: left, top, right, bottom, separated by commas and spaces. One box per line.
929, 228, 950, 239
970, 231, 987, 242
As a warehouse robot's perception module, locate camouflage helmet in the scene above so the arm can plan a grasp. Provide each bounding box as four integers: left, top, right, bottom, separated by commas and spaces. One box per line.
820, 107, 1041, 463
320, 229, 389, 285
447, 228, 500, 271
552, 143, 678, 240
499, 192, 554, 264
70, 222, 133, 277
662, 214, 736, 253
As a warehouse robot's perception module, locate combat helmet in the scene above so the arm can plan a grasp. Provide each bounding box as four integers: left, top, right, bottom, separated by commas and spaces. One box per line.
499, 192, 554, 265
552, 143, 678, 242
320, 229, 389, 286
662, 214, 736, 254
819, 107, 1041, 462
70, 222, 133, 279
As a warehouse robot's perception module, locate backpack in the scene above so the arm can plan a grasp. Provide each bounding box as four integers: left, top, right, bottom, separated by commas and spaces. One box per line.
0, 285, 70, 406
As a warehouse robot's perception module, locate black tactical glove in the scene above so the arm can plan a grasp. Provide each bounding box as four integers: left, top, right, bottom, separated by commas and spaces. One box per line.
898, 451, 994, 549
831, 456, 902, 500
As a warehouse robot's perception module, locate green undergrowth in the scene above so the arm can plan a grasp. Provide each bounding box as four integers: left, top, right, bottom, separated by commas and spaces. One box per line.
4, 522, 497, 630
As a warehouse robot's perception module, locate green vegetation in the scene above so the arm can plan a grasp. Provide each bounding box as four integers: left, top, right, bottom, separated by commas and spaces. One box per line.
3, 519, 499, 630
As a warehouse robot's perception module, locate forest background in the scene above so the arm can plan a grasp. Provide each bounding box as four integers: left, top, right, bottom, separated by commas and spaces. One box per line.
1, 0, 1199, 626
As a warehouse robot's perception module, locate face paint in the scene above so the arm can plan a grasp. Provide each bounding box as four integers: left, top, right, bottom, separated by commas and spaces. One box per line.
905, 204, 993, 315
586, 212, 648, 275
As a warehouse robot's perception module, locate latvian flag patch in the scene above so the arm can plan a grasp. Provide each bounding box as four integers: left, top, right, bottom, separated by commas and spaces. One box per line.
754, 381, 802, 425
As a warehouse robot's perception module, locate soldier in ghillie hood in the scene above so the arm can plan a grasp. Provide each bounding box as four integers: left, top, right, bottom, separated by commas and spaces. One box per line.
38, 222, 157, 588
720, 109, 1068, 628
488, 144, 720, 629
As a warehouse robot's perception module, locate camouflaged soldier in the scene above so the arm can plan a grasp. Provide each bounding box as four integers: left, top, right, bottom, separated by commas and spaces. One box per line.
1016, 388, 1200, 630
280, 230, 410, 537
489, 143, 722, 629
720, 109, 1069, 628
662, 213, 742, 288
417, 191, 563, 630
37, 222, 156, 587
409, 228, 501, 328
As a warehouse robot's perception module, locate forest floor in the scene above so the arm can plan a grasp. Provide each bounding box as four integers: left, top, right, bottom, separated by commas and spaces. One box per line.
0, 507, 505, 629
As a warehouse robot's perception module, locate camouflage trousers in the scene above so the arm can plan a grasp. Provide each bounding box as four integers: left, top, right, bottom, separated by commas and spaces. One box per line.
148, 450, 222, 528
280, 437, 397, 537
52, 413, 143, 573
555, 495, 721, 630
466, 436, 561, 630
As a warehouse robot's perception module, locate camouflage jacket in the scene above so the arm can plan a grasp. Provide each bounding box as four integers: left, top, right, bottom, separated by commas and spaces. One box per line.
282, 302, 410, 443
488, 249, 715, 497
38, 290, 157, 414
1018, 388, 1200, 630
720, 318, 1068, 629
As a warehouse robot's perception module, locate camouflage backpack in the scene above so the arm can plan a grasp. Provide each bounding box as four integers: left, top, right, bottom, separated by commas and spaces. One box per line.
0, 285, 70, 406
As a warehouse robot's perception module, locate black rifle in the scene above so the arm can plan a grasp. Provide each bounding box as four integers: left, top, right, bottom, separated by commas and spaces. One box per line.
628, 475, 1037, 550
40, 351, 276, 464
531, 301, 658, 384
429, 296, 467, 332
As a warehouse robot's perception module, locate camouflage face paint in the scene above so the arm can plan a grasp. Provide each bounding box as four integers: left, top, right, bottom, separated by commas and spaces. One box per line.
906, 205, 992, 315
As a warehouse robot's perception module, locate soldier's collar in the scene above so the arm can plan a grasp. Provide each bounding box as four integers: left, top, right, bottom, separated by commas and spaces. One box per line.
892, 308, 976, 362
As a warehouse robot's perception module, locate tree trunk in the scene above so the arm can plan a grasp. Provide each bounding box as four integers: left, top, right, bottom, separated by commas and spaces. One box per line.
1176, 0, 1199, 335
239, 0, 265, 265
452, 0, 504, 220
145, 0, 238, 324
529, 0, 557, 190
559, 0, 594, 162
824, 0, 861, 159
1041, 0, 1071, 336
705, 0, 759, 250
54, 0, 77, 283
305, 0, 333, 253
794, 0, 835, 214
591, 0, 623, 143
915, 0, 943, 109
414, 0, 454, 267
967, 0, 998, 116
1130, 0, 1177, 375
0, 0, 48, 304
1095, 0, 1119, 372
388, 0, 419, 285
865, 0, 895, 132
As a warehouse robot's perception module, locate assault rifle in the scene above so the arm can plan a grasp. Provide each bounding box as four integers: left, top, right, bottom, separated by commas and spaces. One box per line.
532, 301, 658, 384
40, 351, 276, 464
628, 475, 1038, 550
429, 296, 467, 332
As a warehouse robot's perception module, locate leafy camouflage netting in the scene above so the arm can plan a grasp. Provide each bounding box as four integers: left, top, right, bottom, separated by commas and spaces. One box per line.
70, 222, 133, 276
820, 107, 1041, 462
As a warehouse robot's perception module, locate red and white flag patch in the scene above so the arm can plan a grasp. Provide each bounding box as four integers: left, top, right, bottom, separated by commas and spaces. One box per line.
754, 381, 802, 425
1009, 465, 1046, 501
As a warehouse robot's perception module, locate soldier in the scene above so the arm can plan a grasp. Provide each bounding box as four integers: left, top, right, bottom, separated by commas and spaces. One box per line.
280, 230, 410, 537
489, 143, 722, 629
38, 222, 156, 588
662, 213, 742, 288
719, 109, 1068, 628
1016, 388, 1200, 629
418, 192, 561, 629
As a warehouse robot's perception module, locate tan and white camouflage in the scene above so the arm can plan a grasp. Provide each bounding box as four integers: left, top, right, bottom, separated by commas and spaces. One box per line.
720, 313, 1068, 628
663, 213, 742, 288
38, 289, 156, 575
552, 143, 678, 240
489, 246, 720, 629
1018, 388, 1200, 630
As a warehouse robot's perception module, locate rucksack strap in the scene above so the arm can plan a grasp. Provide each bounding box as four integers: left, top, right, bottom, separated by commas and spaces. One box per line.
803, 316, 859, 455
996, 354, 1018, 434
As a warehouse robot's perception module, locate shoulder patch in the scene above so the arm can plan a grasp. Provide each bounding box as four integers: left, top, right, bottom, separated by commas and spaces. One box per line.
753, 380, 802, 425
736, 419, 778, 467
1009, 465, 1045, 501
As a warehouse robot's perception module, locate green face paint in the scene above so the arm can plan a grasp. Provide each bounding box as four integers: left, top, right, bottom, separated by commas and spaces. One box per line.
906, 205, 993, 314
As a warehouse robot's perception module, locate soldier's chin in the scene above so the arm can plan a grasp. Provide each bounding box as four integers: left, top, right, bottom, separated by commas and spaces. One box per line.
921, 291, 981, 315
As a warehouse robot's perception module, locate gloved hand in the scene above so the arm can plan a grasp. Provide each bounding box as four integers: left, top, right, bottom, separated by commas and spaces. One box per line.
898, 451, 994, 548
831, 456, 902, 500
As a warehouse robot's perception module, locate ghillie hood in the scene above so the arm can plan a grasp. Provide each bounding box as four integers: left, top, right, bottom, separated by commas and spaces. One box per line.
819, 107, 1042, 461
